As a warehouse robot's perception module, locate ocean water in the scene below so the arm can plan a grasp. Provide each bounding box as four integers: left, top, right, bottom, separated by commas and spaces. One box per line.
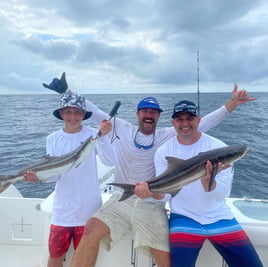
0, 92, 267, 199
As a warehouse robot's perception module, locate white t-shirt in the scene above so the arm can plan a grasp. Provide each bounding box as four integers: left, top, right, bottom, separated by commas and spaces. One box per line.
154, 133, 234, 224
46, 125, 116, 226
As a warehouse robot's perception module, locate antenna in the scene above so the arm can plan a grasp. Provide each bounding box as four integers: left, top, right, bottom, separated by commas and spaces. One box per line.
197, 50, 200, 115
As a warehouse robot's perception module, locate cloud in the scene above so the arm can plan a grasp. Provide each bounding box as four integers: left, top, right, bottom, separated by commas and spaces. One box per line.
0, 0, 267, 94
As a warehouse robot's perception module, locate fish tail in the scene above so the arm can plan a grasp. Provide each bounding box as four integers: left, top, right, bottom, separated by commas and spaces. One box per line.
0, 175, 16, 181
107, 183, 135, 201
0, 175, 18, 193
0, 182, 12, 193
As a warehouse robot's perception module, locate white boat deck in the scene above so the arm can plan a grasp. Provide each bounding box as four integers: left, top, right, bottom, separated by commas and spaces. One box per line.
1, 184, 268, 267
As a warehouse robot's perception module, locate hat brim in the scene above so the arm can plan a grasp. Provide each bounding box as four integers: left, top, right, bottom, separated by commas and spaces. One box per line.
53, 108, 92, 120
137, 105, 163, 113
172, 111, 197, 118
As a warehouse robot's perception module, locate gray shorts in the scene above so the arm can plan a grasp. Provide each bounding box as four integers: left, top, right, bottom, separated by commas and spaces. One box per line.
93, 194, 169, 257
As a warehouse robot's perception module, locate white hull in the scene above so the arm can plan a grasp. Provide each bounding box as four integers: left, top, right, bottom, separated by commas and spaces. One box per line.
1, 184, 268, 267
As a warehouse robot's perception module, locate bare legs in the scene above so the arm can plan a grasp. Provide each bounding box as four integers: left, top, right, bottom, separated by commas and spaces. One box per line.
71, 217, 170, 267
47, 254, 66, 267
70, 217, 110, 267
151, 248, 170, 267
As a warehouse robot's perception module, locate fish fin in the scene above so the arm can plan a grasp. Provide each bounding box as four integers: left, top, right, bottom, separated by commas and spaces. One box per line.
165, 156, 186, 174
165, 156, 185, 166
72, 161, 83, 169
0, 182, 12, 193
208, 161, 218, 191
148, 156, 186, 183
119, 191, 134, 201
107, 183, 135, 201
170, 188, 182, 198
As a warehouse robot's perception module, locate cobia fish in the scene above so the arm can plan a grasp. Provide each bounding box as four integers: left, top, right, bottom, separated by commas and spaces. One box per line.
109, 145, 249, 201
0, 136, 97, 193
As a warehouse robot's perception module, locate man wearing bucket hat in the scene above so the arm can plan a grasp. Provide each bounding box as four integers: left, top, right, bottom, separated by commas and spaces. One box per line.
24, 91, 116, 267
44, 73, 255, 267
153, 100, 263, 267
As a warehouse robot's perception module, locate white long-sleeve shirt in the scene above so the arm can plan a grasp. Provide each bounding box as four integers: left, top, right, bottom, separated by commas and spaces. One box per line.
154, 133, 234, 224
86, 100, 229, 187
46, 125, 116, 226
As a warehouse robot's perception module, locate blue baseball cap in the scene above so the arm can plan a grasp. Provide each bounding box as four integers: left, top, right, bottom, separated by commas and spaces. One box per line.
137, 97, 163, 113
172, 100, 198, 118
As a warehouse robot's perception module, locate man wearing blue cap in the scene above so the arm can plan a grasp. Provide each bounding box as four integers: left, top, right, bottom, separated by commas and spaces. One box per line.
45, 74, 255, 267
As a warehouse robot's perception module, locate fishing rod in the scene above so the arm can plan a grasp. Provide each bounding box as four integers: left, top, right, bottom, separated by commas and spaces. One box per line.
197, 50, 200, 116
108, 101, 121, 120
96, 100, 121, 137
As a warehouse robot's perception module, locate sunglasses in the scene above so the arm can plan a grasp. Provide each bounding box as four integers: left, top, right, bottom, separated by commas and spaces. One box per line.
173, 103, 197, 115
134, 130, 155, 150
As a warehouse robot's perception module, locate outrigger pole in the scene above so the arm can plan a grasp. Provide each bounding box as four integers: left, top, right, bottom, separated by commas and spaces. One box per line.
197, 50, 200, 115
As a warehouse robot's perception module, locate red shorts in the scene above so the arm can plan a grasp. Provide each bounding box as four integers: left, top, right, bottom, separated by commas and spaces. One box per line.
48, 224, 84, 258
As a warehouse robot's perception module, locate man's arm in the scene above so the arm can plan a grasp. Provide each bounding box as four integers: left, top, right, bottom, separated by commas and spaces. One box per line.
134, 182, 165, 200
96, 120, 117, 166
199, 83, 256, 132
225, 83, 256, 112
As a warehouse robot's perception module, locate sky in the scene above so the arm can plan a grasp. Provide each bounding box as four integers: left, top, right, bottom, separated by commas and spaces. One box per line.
0, 0, 268, 94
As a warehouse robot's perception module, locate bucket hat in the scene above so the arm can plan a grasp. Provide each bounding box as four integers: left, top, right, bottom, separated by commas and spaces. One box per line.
53, 92, 92, 120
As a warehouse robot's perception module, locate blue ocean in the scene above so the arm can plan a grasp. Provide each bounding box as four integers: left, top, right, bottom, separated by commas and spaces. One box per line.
0, 92, 267, 199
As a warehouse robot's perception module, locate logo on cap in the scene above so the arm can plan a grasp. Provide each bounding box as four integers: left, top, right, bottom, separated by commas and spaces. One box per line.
137, 97, 163, 113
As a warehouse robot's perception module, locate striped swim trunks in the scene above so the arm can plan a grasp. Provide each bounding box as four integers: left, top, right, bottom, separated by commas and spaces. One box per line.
169, 213, 263, 267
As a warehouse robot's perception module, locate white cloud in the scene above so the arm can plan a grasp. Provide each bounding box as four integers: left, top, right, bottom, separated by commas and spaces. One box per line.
0, 0, 267, 94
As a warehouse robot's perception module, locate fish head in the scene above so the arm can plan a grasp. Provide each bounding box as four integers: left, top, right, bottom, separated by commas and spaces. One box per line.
213, 145, 249, 166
